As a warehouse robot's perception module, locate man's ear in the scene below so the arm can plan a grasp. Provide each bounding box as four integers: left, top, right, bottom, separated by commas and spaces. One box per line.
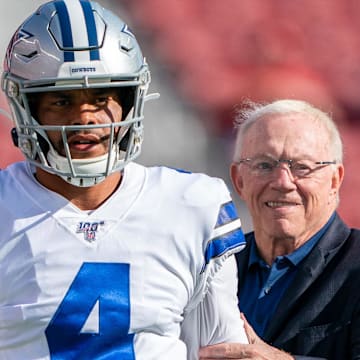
230, 162, 245, 199
330, 163, 345, 198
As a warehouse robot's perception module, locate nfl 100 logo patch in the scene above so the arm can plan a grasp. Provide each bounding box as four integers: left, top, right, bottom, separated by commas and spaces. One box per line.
76, 221, 105, 242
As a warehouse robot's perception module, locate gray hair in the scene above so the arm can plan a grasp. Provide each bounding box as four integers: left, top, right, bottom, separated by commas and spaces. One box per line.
233, 99, 343, 163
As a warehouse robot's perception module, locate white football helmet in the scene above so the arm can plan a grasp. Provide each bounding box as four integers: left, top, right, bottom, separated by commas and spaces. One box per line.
2, 0, 158, 187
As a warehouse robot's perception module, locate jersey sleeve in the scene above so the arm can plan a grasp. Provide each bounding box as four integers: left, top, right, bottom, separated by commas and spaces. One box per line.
180, 255, 248, 359
180, 191, 248, 359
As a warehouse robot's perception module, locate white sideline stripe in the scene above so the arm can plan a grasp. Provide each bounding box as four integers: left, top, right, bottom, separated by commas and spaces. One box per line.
212, 218, 242, 239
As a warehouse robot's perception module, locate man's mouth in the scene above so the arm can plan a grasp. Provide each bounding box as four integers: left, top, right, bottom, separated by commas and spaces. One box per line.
266, 201, 300, 208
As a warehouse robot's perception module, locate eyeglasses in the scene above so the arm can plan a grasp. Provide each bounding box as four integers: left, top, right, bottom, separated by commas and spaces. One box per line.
237, 157, 337, 179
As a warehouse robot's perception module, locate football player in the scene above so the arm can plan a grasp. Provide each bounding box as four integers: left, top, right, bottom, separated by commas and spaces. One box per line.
0, 1, 247, 359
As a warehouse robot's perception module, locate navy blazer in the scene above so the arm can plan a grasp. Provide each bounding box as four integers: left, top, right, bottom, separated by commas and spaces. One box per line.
236, 213, 360, 360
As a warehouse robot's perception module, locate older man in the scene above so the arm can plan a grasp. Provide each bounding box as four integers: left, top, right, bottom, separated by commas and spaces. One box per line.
200, 100, 360, 360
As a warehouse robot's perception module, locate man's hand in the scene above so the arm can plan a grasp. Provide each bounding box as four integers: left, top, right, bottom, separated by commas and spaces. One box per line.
199, 314, 294, 359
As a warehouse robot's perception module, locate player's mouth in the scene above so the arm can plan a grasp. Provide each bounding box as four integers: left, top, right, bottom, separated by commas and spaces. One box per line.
68, 134, 110, 153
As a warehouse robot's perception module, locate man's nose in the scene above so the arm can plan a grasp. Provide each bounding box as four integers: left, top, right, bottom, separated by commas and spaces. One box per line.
275, 162, 294, 178
270, 164, 297, 189
70, 103, 97, 125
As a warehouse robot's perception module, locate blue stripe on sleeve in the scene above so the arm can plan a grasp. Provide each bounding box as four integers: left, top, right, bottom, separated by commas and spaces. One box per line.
204, 227, 245, 266
215, 201, 239, 228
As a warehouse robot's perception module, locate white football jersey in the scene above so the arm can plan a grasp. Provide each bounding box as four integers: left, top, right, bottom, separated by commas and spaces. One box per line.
0, 161, 247, 360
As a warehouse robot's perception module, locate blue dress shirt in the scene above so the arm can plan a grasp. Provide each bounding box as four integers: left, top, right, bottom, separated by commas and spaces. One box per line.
239, 213, 336, 338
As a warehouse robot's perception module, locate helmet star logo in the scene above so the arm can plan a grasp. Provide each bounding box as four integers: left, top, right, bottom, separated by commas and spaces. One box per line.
5, 28, 34, 70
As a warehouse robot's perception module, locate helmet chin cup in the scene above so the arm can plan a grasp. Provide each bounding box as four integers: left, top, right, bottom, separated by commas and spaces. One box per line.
2, 0, 159, 185
47, 148, 119, 187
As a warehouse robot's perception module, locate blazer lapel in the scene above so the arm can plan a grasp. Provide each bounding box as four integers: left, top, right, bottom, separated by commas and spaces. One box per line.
263, 246, 326, 342
263, 214, 350, 343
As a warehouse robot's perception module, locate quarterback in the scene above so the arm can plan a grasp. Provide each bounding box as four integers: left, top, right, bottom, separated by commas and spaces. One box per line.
0, 0, 247, 359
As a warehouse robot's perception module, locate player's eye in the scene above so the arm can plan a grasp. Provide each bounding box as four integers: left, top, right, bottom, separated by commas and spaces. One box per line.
94, 96, 110, 105
53, 99, 70, 107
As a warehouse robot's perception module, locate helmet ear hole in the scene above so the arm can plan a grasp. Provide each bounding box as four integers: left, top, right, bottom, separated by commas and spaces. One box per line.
11, 128, 19, 147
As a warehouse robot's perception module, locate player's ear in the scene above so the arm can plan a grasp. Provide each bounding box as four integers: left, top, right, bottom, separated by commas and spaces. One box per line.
230, 162, 245, 199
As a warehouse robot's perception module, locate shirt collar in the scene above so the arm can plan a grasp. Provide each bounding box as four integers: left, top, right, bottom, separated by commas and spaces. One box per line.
248, 212, 336, 268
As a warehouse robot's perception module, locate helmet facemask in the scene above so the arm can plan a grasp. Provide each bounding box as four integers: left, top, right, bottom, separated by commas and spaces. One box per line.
3, 75, 150, 187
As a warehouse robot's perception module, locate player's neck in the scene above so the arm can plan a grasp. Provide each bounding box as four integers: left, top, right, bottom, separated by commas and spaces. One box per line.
35, 168, 122, 210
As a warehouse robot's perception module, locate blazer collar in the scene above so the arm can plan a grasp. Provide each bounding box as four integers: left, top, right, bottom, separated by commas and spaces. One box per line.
263, 213, 350, 342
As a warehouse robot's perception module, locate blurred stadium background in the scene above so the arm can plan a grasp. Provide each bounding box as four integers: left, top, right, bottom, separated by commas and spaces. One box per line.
1, 0, 359, 230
